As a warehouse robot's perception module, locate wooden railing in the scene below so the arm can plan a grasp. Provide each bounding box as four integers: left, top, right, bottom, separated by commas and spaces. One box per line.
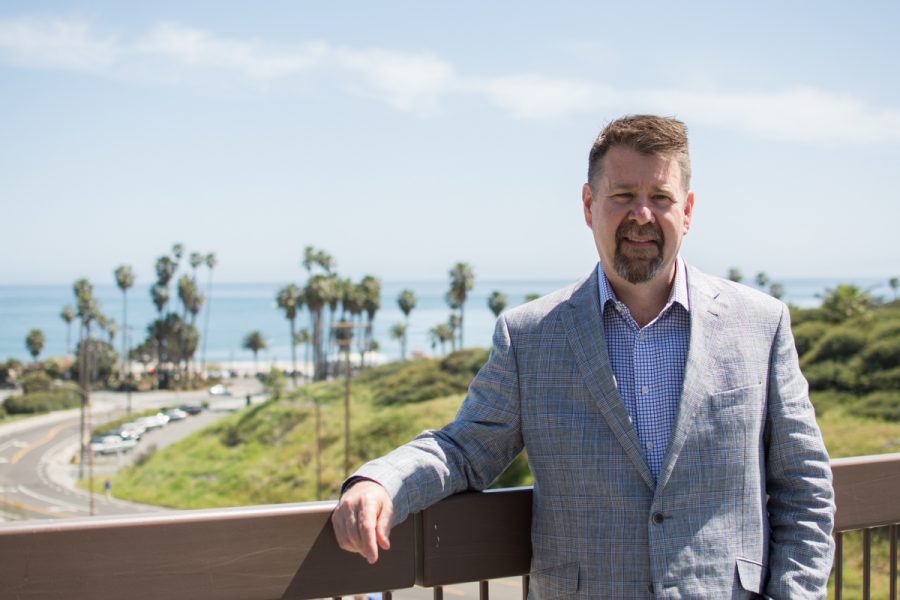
1, 453, 897, 600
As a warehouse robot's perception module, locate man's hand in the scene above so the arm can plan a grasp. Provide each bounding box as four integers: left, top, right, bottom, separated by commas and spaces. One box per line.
332, 480, 394, 564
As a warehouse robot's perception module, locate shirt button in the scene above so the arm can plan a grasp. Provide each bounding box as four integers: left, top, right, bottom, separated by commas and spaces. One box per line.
646, 441, 654, 450
638, 332, 646, 341
642, 385, 649, 395
652, 512, 665, 524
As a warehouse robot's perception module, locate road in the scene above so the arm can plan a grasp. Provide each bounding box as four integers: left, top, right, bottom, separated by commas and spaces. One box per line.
0, 379, 262, 521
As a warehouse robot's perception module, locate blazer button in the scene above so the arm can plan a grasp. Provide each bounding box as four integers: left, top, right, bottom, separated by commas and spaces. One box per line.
652, 512, 665, 524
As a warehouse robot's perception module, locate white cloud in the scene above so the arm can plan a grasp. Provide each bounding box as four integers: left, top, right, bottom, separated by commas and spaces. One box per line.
333, 47, 455, 112
0, 18, 118, 71
2, 17, 900, 143
136, 22, 325, 80
480, 74, 600, 120
646, 87, 900, 144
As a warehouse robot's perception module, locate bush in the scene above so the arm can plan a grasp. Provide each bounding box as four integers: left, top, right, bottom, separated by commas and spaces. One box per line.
3, 388, 80, 414
804, 328, 867, 364
440, 348, 490, 376
863, 367, 900, 390
42, 359, 67, 380
792, 321, 831, 358
803, 360, 859, 391
809, 390, 856, 417
851, 391, 900, 421
21, 371, 52, 394
859, 336, 900, 373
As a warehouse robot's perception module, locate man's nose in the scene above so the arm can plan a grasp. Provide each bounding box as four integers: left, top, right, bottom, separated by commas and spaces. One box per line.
628, 199, 654, 224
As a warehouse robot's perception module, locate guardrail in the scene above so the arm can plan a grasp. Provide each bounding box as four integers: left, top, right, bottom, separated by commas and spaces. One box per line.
0, 453, 897, 600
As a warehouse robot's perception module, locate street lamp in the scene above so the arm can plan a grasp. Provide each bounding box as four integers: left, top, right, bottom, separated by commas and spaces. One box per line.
333, 319, 354, 479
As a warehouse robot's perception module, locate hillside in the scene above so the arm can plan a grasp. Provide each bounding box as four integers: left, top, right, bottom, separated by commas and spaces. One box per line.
105, 348, 535, 508
105, 301, 900, 509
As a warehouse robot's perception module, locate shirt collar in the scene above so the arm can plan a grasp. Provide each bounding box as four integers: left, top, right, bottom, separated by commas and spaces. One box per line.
596, 256, 691, 314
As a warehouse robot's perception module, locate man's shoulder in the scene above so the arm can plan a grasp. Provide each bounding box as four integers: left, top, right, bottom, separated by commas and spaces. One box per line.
501, 273, 593, 330
687, 265, 786, 320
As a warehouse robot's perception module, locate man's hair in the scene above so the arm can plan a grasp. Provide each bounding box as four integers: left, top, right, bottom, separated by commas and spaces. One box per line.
587, 115, 691, 191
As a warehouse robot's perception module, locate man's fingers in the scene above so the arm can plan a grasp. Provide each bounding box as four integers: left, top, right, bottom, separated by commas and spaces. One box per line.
332, 480, 394, 563
358, 499, 380, 563
376, 501, 393, 550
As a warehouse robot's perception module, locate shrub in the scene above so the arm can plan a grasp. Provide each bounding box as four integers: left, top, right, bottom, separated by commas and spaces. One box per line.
851, 391, 900, 421
809, 390, 856, 417
804, 328, 867, 364
3, 388, 80, 414
863, 367, 900, 390
440, 348, 490, 376
21, 371, 52, 394
859, 336, 900, 373
792, 321, 831, 358
803, 360, 859, 392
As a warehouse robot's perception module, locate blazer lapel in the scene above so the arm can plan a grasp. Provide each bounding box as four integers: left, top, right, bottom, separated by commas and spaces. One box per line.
561, 269, 656, 491
656, 267, 724, 491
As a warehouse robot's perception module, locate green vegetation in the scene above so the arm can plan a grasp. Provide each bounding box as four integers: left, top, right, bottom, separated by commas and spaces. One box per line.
3, 372, 80, 415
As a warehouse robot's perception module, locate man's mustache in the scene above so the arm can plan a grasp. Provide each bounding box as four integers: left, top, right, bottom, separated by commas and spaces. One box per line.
615, 222, 663, 245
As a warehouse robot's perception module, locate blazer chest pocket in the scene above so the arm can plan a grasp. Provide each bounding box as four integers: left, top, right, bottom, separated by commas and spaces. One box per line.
709, 382, 764, 412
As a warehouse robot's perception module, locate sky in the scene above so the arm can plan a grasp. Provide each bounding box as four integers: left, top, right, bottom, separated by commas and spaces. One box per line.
2, 1, 899, 286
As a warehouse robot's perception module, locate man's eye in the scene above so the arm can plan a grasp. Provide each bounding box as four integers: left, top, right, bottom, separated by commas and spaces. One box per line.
612, 193, 633, 202
652, 195, 673, 203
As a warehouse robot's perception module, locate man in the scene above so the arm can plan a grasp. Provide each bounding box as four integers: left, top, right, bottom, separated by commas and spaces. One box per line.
333, 115, 835, 598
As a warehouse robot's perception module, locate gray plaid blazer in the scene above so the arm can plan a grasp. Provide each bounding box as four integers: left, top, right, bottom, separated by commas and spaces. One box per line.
355, 265, 835, 599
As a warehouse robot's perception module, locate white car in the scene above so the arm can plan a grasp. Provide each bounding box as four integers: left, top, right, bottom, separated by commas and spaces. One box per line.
90, 435, 138, 455
132, 413, 170, 430
208, 384, 232, 396
164, 407, 188, 421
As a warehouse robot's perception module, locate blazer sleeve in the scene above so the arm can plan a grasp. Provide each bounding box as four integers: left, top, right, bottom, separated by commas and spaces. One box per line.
764, 303, 836, 599
350, 314, 525, 525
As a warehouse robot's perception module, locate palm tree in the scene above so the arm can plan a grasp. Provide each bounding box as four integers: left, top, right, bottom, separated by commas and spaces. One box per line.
189, 252, 204, 279
769, 283, 785, 300
360, 275, 381, 368
304, 275, 329, 381
390, 323, 407, 359
727, 268, 743, 283
524, 293, 540, 303
488, 291, 508, 318
25, 329, 45, 363
294, 328, 311, 382
429, 324, 453, 356
150, 284, 169, 315
302, 245, 317, 273
448, 262, 474, 349
890, 277, 899, 301
177, 275, 204, 379
447, 314, 461, 352
242, 331, 267, 376
171, 242, 184, 267
114, 265, 135, 381
201, 252, 217, 372
60, 304, 75, 355
820, 284, 877, 323
277, 284, 303, 386
755, 272, 769, 290
397, 289, 416, 360
155, 255, 176, 288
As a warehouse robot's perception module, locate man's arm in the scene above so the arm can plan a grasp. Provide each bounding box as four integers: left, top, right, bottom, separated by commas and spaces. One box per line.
764, 304, 835, 598
332, 314, 524, 562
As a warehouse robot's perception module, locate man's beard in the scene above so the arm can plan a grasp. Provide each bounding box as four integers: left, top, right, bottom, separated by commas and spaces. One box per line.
613, 221, 665, 284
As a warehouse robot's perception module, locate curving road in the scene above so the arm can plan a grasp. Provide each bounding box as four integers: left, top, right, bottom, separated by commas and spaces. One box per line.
0, 380, 262, 521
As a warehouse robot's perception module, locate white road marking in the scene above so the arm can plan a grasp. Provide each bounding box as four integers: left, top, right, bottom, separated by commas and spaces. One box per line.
15, 484, 88, 513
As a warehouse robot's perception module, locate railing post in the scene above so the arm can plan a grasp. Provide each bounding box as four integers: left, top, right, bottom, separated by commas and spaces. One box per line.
835, 531, 843, 600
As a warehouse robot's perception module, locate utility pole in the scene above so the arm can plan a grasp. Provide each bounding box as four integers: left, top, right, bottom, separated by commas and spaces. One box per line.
334, 320, 354, 479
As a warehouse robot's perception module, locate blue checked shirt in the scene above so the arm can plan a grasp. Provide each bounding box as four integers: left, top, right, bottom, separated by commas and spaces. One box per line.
596, 257, 691, 482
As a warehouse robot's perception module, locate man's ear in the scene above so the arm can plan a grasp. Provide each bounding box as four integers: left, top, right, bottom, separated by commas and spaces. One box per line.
683, 191, 694, 234
582, 183, 594, 228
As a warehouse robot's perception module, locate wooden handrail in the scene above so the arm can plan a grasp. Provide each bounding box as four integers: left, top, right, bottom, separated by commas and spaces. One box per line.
1, 453, 898, 599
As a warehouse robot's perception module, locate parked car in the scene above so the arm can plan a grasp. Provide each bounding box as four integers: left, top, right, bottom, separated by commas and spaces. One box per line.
90, 435, 138, 455
164, 407, 188, 421
208, 384, 232, 396
132, 413, 170, 431
107, 425, 142, 441
179, 403, 204, 415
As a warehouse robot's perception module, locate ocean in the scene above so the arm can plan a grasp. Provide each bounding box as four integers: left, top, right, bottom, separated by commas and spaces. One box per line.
1, 275, 894, 366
